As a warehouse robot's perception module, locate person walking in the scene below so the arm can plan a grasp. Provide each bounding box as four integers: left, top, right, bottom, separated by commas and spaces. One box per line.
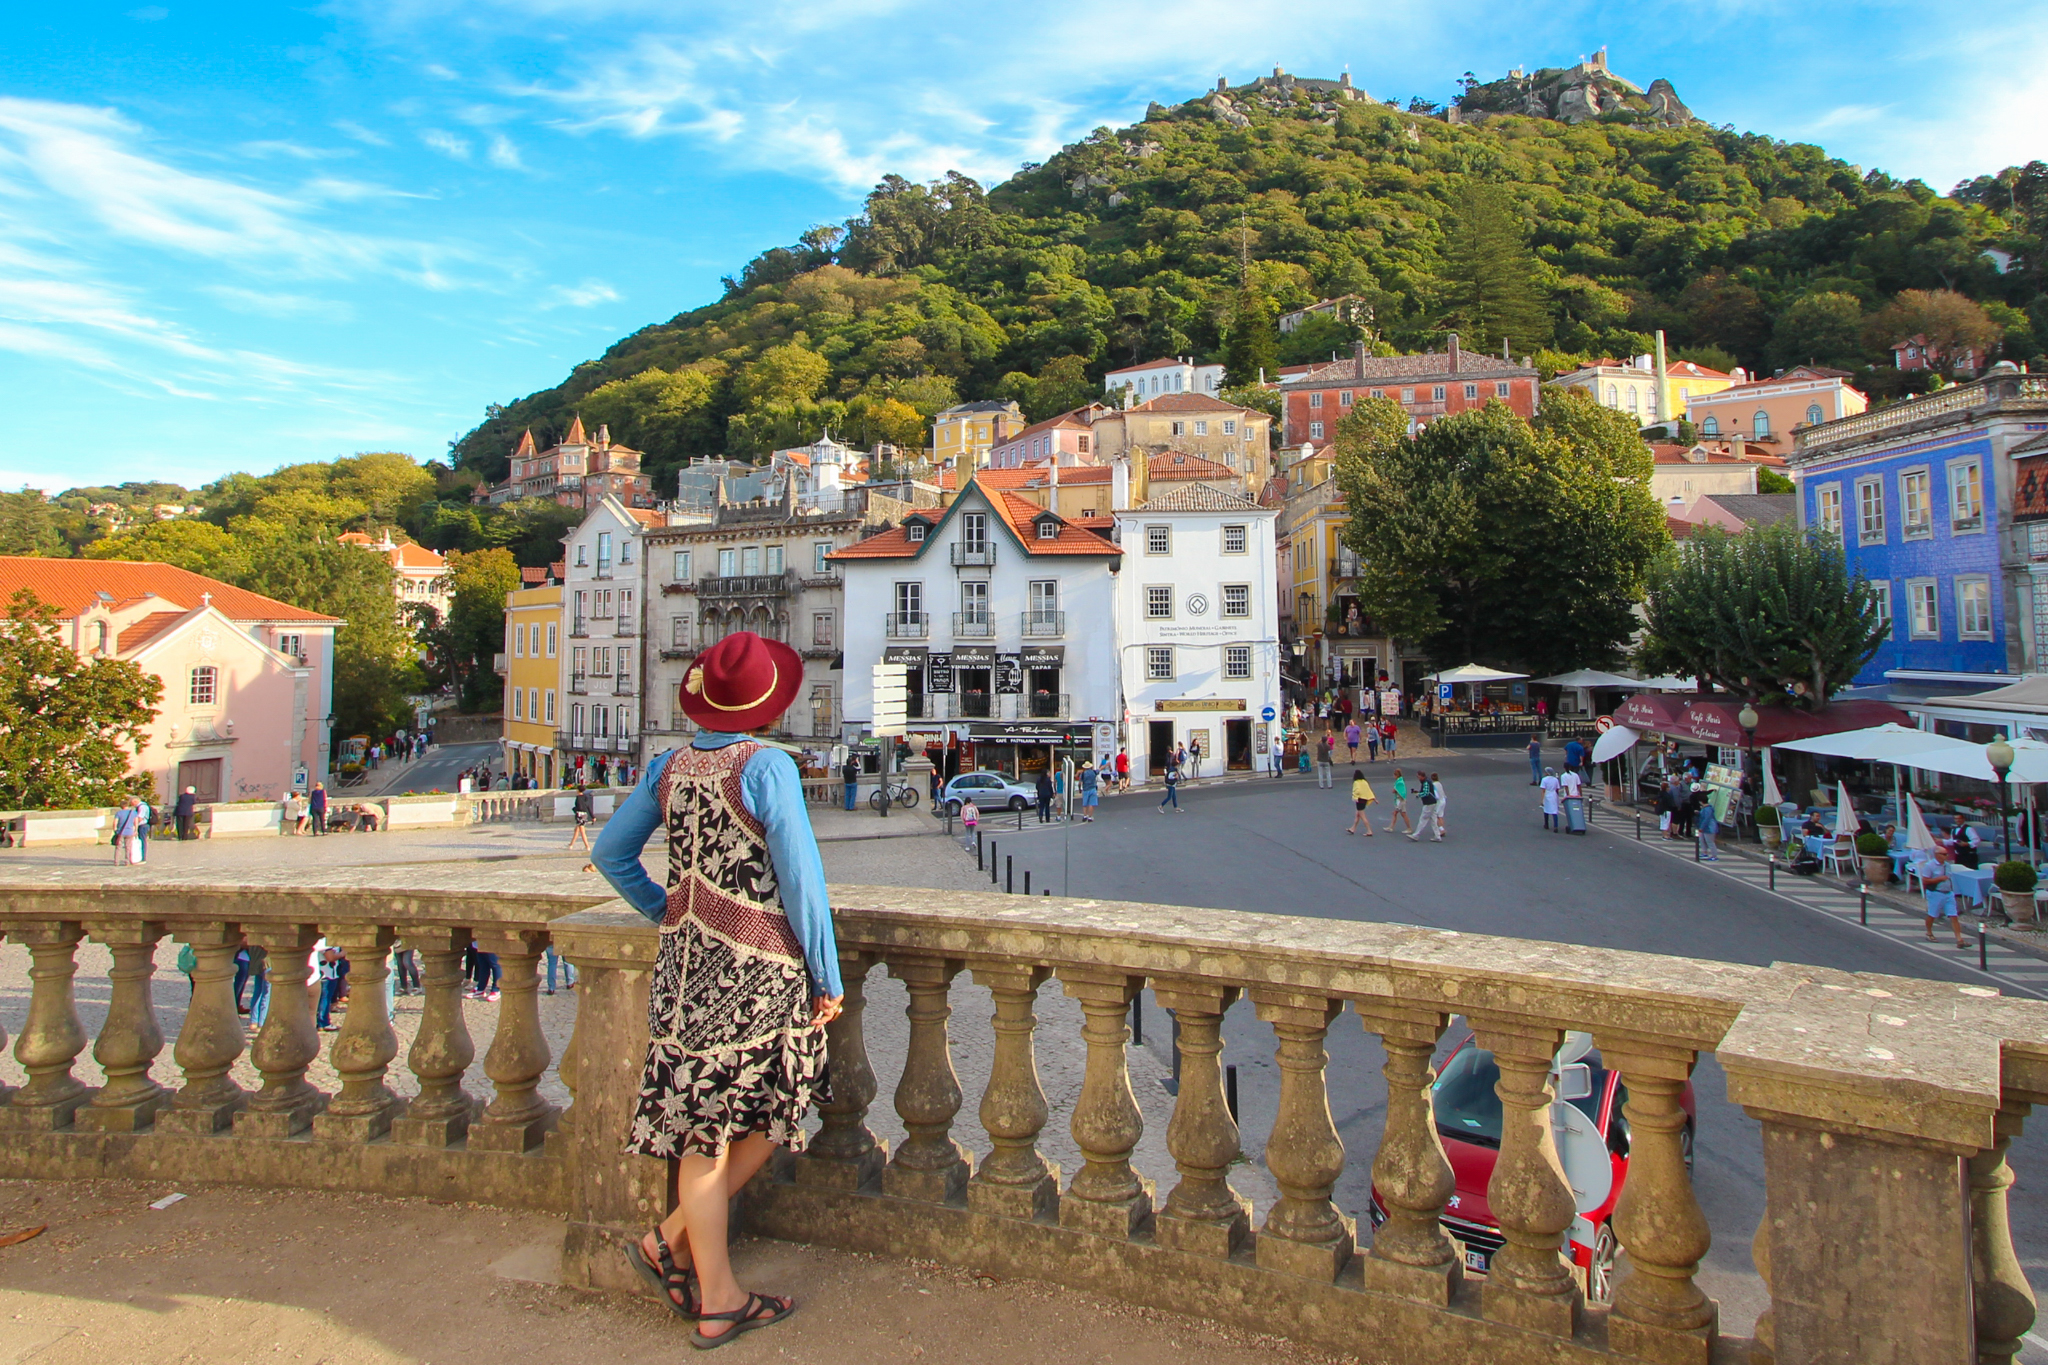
593, 631, 838, 1347
1114, 748, 1130, 793
568, 784, 595, 851
111, 797, 142, 865
1527, 735, 1543, 786
1271, 735, 1286, 778
394, 944, 421, 995
308, 782, 328, 836
174, 786, 198, 840
1914, 847, 1967, 947
1381, 719, 1397, 760
959, 796, 980, 850
1364, 722, 1380, 763
1159, 753, 1184, 812
1313, 733, 1333, 788
1695, 791, 1721, 861
842, 754, 860, 811
1079, 761, 1099, 822
1187, 735, 1203, 782
1564, 736, 1587, 777
1386, 770, 1413, 835
1431, 773, 1448, 839
1346, 770, 1377, 836
244, 945, 270, 1031
1409, 773, 1441, 842
1035, 767, 1054, 824
1559, 766, 1586, 835
1343, 719, 1362, 762
1540, 768, 1562, 832
315, 946, 343, 1032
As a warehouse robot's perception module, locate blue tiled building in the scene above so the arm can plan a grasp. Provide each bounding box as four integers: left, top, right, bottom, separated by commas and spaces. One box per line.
1789, 368, 2048, 694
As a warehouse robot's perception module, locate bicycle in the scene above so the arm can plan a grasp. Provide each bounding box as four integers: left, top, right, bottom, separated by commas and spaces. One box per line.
868, 779, 920, 811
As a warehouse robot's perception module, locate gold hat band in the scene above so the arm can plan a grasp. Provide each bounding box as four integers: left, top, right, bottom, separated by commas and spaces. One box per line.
691, 659, 781, 713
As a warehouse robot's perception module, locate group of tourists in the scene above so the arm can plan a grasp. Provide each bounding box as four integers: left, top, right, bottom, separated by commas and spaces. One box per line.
1339, 768, 1446, 841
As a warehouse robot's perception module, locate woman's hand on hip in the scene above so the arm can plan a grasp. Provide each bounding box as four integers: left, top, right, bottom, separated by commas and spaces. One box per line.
811, 995, 844, 1026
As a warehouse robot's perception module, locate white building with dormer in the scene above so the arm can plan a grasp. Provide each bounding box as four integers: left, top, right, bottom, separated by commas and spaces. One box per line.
1114, 483, 1282, 780
832, 475, 1122, 777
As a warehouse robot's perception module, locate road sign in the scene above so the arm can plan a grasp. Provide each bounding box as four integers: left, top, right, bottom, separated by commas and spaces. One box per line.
871, 663, 908, 736
1261, 705, 1276, 722
1595, 715, 1614, 733
1438, 684, 1453, 700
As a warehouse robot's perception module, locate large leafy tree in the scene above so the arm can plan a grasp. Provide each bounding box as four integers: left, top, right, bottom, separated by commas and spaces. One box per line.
1638, 520, 1886, 705
445, 548, 522, 712
0, 489, 64, 557
0, 590, 162, 809
1865, 289, 2003, 374
85, 520, 246, 578
1334, 391, 1667, 675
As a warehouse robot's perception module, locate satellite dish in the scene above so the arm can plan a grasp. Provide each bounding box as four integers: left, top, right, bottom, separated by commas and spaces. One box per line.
1554, 1031, 1595, 1068
1552, 1099, 1614, 1215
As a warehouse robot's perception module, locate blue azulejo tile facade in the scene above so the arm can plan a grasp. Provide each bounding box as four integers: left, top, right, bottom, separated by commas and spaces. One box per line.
1798, 426, 2001, 685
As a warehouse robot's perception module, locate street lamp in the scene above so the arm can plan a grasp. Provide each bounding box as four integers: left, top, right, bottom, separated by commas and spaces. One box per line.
1738, 701, 1759, 840
1987, 736, 2015, 862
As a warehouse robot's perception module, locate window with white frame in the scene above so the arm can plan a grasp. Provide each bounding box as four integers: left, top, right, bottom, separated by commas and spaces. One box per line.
1309, 393, 1323, 409
530, 623, 543, 656
594, 646, 610, 674
1900, 469, 1931, 537
1753, 410, 1771, 439
1338, 392, 1353, 408
1951, 459, 1984, 532
740, 546, 760, 575
1222, 584, 1250, 617
1870, 581, 1893, 638
513, 688, 526, 721
190, 666, 217, 706
1432, 385, 1446, 402
513, 623, 525, 658
1029, 581, 1057, 621
1401, 387, 1415, 403
814, 543, 832, 574
1806, 404, 1824, 426
907, 522, 926, 542
1222, 524, 1247, 555
1957, 577, 1993, 638
961, 512, 988, 552
1171, 420, 1186, 436
1222, 419, 1237, 435
1908, 578, 1940, 638
894, 581, 922, 622
1147, 647, 1175, 680
1816, 484, 1843, 538
616, 646, 631, 678
572, 646, 586, 677
765, 546, 783, 574
1309, 422, 1324, 440
544, 690, 556, 724
1371, 388, 1385, 400
960, 580, 989, 622
1496, 382, 1510, 398
1146, 525, 1170, 555
1224, 645, 1251, 679
575, 544, 588, 567
1702, 415, 1719, 436
717, 548, 736, 577
1037, 520, 1059, 540
1146, 585, 1173, 619
620, 539, 634, 564
672, 615, 691, 647
1856, 476, 1885, 544
572, 703, 585, 735
1465, 383, 1478, 400
813, 612, 834, 647
673, 550, 691, 580
1194, 421, 1208, 435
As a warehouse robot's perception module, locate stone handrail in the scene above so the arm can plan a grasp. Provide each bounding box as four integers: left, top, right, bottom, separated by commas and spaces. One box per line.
0, 869, 2043, 1364
1795, 372, 2048, 456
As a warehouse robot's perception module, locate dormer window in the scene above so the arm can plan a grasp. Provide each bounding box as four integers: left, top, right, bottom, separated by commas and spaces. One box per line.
906, 522, 927, 542
1037, 519, 1060, 540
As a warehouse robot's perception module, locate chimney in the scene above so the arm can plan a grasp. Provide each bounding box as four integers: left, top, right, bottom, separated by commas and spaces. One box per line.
1353, 339, 1367, 370
1652, 329, 1670, 425
1447, 332, 1460, 373
1112, 455, 1130, 512
1731, 434, 1746, 461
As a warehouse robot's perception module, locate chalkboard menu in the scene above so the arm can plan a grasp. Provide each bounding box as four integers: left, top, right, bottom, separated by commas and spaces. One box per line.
996, 654, 1023, 694
927, 653, 953, 693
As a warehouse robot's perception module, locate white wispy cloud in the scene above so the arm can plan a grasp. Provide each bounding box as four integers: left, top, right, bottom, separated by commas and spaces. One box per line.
486, 133, 525, 169
202, 285, 356, 323
420, 128, 472, 160
545, 279, 619, 308
333, 119, 390, 146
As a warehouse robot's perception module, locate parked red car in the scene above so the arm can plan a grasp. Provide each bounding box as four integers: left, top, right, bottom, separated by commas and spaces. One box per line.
1370, 1034, 1695, 1304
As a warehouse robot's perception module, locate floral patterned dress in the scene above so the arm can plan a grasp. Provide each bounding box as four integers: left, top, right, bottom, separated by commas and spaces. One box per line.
625, 741, 827, 1159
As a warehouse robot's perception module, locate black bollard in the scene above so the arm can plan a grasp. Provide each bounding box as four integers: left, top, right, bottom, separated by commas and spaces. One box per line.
1016, 806, 1024, 831
1225, 1064, 1239, 1122
1023, 869, 1031, 896
1768, 856, 1776, 891
1693, 835, 1700, 862
1859, 886, 1868, 924
976, 830, 984, 871
1131, 995, 1143, 1047
1005, 855, 1013, 894
1980, 923, 1990, 972
989, 840, 998, 884
1635, 812, 1642, 841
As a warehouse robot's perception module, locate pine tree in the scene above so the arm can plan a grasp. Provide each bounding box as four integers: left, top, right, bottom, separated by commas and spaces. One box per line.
1223, 285, 1277, 388
1439, 184, 1552, 357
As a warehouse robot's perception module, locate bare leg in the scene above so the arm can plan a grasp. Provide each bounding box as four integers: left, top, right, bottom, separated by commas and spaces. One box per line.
645, 1135, 780, 1311
674, 1137, 789, 1338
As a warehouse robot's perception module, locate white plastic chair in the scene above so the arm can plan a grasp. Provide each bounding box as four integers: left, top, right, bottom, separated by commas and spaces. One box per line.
1821, 834, 1856, 879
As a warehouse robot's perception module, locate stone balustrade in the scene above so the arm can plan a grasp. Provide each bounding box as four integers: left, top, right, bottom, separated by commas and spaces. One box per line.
1, 866, 2044, 1365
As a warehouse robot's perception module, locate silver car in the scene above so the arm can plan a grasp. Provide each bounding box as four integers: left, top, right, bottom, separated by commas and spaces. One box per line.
942, 771, 1039, 814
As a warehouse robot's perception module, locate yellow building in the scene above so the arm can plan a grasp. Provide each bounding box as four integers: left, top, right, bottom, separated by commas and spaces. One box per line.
501, 578, 565, 787
933, 400, 1024, 470
1549, 357, 1736, 426
1276, 445, 1392, 700
1090, 393, 1274, 487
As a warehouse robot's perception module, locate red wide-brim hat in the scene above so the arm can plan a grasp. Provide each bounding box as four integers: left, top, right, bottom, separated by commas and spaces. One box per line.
678, 631, 804, 733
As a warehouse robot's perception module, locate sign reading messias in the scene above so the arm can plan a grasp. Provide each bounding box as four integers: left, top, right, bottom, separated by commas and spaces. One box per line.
1155, 698, 1246, 713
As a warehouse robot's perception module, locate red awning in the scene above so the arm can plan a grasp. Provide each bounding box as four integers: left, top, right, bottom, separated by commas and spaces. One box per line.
1613, 695, 1910, 747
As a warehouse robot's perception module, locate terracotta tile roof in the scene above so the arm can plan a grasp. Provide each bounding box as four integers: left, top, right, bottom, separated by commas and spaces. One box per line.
563, 415, 588, 444
0, 557, 341, 623
1666, 516, 1698, 540
976, 464, 1114, 491
1287, 351, 1534, 386
1148, 451, 1239, 481
1128, 392, 1257, 415
986, 489, 1121, 556
116, 611, 186, 653
626, 508, 664, 527
520, 567, 548, 585
390, 542, 447, 570
1133, 483, 1261, 512
829, 526, 923, 559
337, 531, 376, 546
1667, 360, 1730, 380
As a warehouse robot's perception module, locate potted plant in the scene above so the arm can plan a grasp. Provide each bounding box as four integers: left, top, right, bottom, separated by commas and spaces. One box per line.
1756, 804, 1782, 850
1855, 831, 1891, 883
1993, 860, 2038, 925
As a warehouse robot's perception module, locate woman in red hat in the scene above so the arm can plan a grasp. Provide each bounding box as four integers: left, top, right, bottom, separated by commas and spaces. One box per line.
591, 630, 842, 1348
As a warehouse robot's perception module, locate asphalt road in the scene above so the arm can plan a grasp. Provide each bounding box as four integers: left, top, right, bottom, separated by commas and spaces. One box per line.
954, 746, 2048, 1353
347, 740, 503, 797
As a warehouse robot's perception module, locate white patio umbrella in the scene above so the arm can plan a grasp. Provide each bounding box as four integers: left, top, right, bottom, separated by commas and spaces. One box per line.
1834, 781, 1857, 837
1761, 748, 1782, 808
1905, 795, 1939, 853
1634, 675, 1702, 691
1773, 724, 1979, 820
1427, 664, 1530, 684
1591, 724, 1640, 764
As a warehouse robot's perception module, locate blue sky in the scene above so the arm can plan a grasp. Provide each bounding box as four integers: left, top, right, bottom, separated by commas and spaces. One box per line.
3, 0, 2043, 494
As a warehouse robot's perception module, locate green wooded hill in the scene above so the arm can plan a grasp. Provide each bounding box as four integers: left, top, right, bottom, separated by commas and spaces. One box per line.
451, 70, 2048, 489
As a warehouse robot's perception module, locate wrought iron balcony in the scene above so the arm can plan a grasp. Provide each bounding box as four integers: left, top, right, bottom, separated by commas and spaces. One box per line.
1027, 690, 1072, 719
951, 543, 996, 568
1022, 611, 1065, 638
568, 674, 588, 695
884, 612, 928, 639
951, 612, 995, 638
699, 571, 797, 600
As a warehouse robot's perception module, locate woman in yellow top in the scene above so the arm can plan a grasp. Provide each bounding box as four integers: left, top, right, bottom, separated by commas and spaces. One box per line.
1345, 769, 1377, 837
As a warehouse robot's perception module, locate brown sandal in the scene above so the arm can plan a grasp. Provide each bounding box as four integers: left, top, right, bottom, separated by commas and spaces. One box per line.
626, 1232, 700, 1319
691, 1292, 793, 1349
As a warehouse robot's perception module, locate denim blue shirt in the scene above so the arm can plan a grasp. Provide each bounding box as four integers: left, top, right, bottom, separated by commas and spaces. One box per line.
591, 732, 842, 998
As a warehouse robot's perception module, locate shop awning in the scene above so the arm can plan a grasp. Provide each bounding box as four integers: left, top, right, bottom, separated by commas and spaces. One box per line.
1613, 695, 1911, 747
1922, 674, 2048, 716
1428, 663, 1528, 684
1532, 670, 1641, 689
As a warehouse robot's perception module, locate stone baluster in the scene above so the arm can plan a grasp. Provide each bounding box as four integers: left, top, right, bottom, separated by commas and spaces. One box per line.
1970, 1100, 2037, 1365
0, 922, 92, 1131
469, 930, 558, 1152
968, 963, 1058, 1219
883, 955, 969, 1202
1250, 989, 1352, 1280
237, 925, 326, 1137
1468, 1016, 1579, 1336
1057, 968, 1151, 1238
315, 926, 403, 1141
1151, 981, 1248, 1257
797, 951, 887, 1189
392, 929, 478, 1147
157, 922, 249, 1134
1356, 1002, 1460, 1304
1602, 1038, 1717, 1364
76, 921, 170, 1131
1748, 1212, 1775, 1365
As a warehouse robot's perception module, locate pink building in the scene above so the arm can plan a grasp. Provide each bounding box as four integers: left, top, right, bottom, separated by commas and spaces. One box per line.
988, 408, 1104, 469
0, 557, 340, 803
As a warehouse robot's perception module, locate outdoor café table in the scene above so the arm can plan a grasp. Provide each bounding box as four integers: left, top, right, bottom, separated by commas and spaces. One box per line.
1802, 835, 1831, 861
1947, 864, 1996, 910
1889, 849, 1915, 882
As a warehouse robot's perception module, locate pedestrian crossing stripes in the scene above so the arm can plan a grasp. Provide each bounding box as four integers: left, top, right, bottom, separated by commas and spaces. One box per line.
1586, 802, 2048, 1000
